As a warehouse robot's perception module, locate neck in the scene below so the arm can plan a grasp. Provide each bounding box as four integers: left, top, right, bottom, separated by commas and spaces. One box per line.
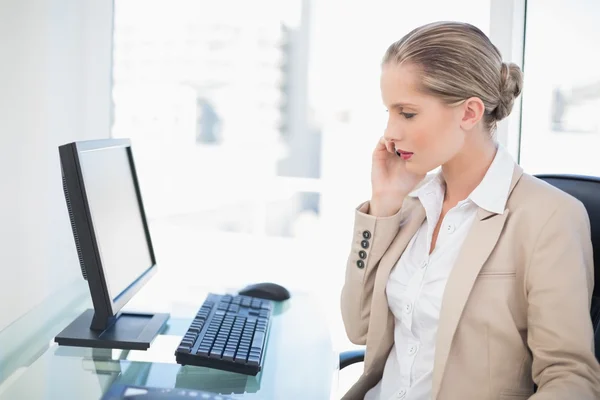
441, 135, 498, 205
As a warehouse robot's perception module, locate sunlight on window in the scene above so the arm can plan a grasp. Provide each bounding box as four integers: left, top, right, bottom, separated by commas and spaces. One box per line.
519, 0, 600, 175
111, 0, 491, 353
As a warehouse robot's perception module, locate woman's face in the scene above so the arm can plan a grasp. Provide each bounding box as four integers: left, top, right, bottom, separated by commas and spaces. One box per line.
380, 63, 467, 175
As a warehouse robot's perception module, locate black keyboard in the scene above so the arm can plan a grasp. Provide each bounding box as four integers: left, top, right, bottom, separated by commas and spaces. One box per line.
174, 293, 273, 375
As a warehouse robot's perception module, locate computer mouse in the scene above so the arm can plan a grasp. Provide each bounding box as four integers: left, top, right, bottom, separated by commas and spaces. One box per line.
237, 282, 291, 301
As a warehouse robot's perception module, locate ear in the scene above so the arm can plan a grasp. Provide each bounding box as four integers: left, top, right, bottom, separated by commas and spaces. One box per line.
460, 97, 485, 130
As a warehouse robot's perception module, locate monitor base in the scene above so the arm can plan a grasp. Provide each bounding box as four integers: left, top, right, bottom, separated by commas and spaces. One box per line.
54, 309, 169, 350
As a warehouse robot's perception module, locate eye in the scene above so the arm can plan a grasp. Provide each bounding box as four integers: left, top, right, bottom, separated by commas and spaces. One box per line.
401, 112, 416, 119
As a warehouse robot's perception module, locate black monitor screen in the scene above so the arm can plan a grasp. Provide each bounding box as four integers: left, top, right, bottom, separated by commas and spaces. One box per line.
77, 146, 153, 302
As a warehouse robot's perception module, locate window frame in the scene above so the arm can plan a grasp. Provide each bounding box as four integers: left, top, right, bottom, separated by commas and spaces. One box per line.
488, 0, 527, 163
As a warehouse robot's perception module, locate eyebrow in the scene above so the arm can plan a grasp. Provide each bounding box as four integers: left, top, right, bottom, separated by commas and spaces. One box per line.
389, 102, 418, 110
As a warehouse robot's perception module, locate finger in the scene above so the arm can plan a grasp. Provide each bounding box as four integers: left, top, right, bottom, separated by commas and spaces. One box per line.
385, 140, 395, 154
375, 136, 387, 152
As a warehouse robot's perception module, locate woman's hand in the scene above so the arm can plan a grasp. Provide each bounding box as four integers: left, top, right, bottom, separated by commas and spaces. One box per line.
370, 136, 425, 217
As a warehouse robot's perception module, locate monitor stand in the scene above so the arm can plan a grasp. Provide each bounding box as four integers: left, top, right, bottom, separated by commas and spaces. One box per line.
54, 309, 169, 350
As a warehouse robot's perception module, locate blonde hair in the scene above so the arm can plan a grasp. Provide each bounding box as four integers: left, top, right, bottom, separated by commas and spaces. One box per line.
383, 21, 523, 133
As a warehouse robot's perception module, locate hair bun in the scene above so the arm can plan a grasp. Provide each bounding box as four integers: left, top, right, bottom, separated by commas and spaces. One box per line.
494, 62, 524, 121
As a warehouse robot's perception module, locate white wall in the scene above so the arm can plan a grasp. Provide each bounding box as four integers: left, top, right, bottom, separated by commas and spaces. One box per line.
0, 0, 114, 332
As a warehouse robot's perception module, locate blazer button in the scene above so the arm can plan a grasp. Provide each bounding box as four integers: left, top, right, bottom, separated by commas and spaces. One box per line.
362, 230, 371, 239
359, 250, 367, 259
360, 240, 369, 249
356, 260, 365, 269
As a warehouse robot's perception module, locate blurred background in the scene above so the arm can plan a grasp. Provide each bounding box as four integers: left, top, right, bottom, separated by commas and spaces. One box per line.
1, 0, 599, 395
108, 0, 600, 350
109, 0, 494, 360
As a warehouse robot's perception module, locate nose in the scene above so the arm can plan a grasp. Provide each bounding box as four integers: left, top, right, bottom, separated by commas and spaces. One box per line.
384, 119, 404, 143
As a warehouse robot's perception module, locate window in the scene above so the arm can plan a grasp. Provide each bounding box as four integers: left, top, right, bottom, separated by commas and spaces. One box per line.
111, 0, 492, 353
519, 0, 600, 175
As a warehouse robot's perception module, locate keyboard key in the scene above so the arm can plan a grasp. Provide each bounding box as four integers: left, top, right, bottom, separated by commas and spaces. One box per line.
249, 349, 261, 358
252, 331, 265, 346
197, 348, 210, 357
177, 345, 191, 353
212, 348, 224, 356
228, 304, 240, 312
222, 351, 235, 361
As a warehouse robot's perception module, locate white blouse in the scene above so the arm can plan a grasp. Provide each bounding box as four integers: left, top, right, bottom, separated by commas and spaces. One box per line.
365, 144, 515, 400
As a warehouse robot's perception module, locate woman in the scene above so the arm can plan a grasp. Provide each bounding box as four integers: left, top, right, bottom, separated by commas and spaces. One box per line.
340, 22, 600, 400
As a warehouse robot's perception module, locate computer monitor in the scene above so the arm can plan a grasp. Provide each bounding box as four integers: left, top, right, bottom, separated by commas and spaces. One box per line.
54, 138, 169, 350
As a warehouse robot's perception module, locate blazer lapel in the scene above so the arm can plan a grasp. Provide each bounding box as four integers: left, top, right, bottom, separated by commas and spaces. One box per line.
365, 199, 426, 367
431, 209, 509, 398
376, 199, 427, 284
431, 165, 524, 399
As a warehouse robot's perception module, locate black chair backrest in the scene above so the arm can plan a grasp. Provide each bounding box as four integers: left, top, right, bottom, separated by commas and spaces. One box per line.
535, 174, 600, 361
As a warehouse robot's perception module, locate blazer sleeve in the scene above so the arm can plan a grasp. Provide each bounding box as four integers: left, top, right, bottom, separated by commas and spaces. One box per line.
340, 201, 406, 345
526, 198, 600, 399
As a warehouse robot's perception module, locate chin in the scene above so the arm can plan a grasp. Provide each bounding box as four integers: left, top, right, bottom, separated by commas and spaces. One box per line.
405, 161, 432, 176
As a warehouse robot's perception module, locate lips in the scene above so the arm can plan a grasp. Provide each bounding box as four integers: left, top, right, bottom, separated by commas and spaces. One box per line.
395, 149, 414, 160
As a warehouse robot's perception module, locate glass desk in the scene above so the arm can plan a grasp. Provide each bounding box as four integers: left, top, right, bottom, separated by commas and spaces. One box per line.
0, 274, 339, 399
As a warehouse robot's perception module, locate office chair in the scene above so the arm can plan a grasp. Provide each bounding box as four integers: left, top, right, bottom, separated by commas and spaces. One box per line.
338, 173, 600, 371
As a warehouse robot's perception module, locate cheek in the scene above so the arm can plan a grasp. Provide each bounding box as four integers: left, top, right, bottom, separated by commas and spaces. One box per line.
409, 119, 443, 150
413, 112, 458, 149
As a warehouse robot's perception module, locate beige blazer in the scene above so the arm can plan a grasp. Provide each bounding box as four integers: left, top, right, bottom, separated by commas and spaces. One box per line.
341, 164, 600, 400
